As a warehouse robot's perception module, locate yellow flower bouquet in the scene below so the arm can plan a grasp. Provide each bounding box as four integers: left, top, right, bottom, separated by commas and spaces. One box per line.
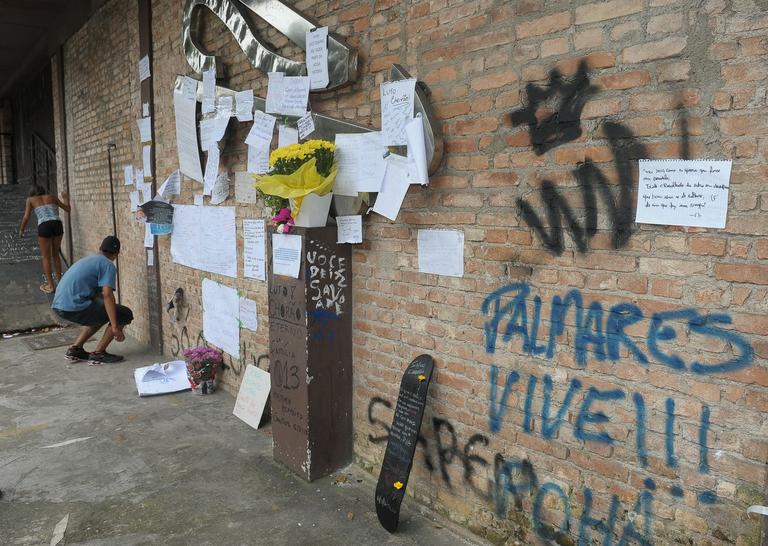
255, 140, 337, 231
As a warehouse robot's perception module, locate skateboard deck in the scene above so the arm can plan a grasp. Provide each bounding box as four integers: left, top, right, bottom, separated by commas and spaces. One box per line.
374, 354, 435, 533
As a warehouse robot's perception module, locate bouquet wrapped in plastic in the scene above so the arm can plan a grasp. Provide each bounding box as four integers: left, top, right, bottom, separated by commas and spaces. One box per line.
255, 139, 337, 232
181, 346, 223, 395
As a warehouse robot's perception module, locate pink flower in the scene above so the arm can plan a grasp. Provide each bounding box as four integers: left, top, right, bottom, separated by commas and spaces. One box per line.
272, 207, 295, 233
272, 208, 293, 223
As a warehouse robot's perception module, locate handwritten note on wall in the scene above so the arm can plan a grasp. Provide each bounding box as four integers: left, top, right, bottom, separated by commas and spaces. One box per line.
635, 159, 732, 228
380, 79, 416, 146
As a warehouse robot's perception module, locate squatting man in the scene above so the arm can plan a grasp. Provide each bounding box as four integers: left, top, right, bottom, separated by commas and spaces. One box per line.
51, 236, 133, 364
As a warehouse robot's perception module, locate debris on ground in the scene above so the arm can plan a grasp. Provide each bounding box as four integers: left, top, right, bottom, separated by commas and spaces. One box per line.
50, 514, 69, 546
332, 473, 350, 486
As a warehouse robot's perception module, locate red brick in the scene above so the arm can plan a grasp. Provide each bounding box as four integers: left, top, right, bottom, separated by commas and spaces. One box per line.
720, 114, 768, 136
473, 172, 520, 188
714, 264, 768, 285
617, 275, 648, 294
622, 37, 687, 64
575, 0, 643, 24
556, 51, 615, 74
453, 117, 499, 135
629, 90, 700, 111
722, 62, 766, 83
688, 237, 727, 256
516, 11, 571, 39
756, 240, 768, 259
599, 70, 651, 90
470, 71, 517, 91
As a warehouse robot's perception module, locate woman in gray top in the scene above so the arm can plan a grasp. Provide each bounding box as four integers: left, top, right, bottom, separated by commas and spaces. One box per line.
19, 185, 71, 293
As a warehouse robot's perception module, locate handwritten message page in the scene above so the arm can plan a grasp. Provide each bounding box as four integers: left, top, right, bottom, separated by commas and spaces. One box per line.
306, 27, 329, 89
380, 79, 416, 145
635, 159, 732, 228
171, 205, 237, 277
243, 219, 266, 280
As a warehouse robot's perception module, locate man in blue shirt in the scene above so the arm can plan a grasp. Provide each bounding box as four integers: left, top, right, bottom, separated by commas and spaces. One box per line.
52, 236, 133, 364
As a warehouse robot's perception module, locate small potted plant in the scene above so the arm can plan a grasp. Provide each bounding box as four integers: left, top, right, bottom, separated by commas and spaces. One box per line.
181, 347, 223, 395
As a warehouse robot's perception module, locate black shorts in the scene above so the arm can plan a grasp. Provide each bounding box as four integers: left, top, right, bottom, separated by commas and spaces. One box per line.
38, 220, 64, 238
53, 298, 133, 328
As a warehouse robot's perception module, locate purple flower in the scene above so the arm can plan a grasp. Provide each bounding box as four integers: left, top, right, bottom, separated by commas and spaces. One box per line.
182, 346, 223, 366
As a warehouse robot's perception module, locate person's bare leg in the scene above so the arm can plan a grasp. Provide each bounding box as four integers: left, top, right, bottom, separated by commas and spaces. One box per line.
38, 237, 54, 291
73, 325, 100, 347
93, 326, 116, 353
52, 235, 63, 282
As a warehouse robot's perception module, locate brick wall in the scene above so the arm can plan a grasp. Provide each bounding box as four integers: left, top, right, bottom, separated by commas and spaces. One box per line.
61, 0, 150, 343
63, 0, 767, 544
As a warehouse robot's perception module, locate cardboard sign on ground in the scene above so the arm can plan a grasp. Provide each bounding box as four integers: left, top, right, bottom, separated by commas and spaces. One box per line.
233, 364, 271, 429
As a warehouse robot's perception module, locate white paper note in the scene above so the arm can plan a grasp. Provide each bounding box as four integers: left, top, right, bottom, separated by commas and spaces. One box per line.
337, 215, 363, 244
232, 365, 271, 430
406, 115, 429, 185
272, 233, 302, 278
265, 72, 285, 114
418, 229, 464, 277
133, 168, 143, 185
137, 116, 152, 143
278, 125, 299, 148
210, 95, 233, 142
158, 170, 181, 198
247, 143, 270, 174
129, 191, 140, 212
140, 182, 152, 205
202, 67, 216, 114
194, 194, 204, 206
203, 146, 220, 195
147, 249, 154, 266
144, 223, 154, 248
297, 112, 315, 140
199, 118, 217, 151
635, 159, 732, 228
235, 89, 254, 121
123, 165, 134, 186
138, 55, 150, 82
202, 278, 240, 358
142, 145, 152, 178
381, 78, 416, 145
334, 132, 387, 195
171, 205, 237, 277
142, 102, 149, 117
243, 219, 266, 281
246, 111, 276, 145
211, 172, 229, 205
372, 153, 410, 221
306, 27, 329, 89
235, 171, 258, 203
174, 76, 204, 182
239, 297, 258, 331
280, 76, 311, 116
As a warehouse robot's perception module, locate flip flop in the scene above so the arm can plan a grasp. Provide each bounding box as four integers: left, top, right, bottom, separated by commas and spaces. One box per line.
39, 284, 55, 294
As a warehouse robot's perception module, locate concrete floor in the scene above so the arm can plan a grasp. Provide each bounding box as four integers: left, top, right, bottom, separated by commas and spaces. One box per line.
0, 330, 487, 546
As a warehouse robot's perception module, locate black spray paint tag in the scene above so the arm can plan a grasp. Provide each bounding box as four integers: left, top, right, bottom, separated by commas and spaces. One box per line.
374, 354, 434, 533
